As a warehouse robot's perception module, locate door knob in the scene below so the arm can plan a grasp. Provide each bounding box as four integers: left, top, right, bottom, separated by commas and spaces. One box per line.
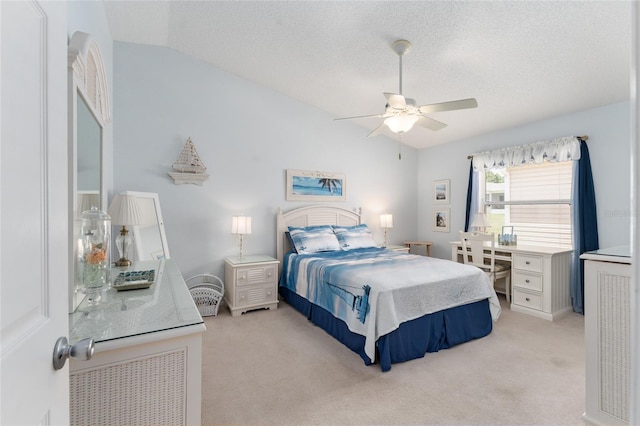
52, 336, 95, 370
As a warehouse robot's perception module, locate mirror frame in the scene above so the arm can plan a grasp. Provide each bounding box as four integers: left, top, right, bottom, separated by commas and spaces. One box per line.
68, 31, 111, 312
124, 191, 171, 261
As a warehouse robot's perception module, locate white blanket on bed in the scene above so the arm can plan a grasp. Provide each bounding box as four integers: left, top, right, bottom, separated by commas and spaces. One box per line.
282, 249, 501, 362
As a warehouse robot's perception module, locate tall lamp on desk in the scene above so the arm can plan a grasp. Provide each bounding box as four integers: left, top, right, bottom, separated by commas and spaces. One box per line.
470, 212, 490, 234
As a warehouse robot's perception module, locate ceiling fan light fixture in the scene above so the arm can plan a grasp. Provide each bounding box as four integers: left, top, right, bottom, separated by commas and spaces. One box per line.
385, 113, 419, 133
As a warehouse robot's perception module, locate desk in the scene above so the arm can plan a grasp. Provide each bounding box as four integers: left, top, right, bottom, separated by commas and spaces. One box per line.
69, 259, 205, 425
403, 241, 432, 256
450, 241, 572, 321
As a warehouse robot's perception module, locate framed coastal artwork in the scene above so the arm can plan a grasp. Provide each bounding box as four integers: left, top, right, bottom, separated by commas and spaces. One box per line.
433, 208, 450, 232
434, 179, 450, 203
286, 169, 346, 201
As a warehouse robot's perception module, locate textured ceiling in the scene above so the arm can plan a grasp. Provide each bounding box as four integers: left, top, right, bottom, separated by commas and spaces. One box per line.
104, 1, 631, 149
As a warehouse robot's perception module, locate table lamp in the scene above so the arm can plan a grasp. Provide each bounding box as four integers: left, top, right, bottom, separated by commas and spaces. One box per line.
380, 213, 393, 247
108, 194, 152, 267
471, 212, 490, 234
232, 215, 252, 257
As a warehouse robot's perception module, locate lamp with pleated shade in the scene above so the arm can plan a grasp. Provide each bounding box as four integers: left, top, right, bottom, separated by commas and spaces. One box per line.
108, 194, 154, 267
471, 212, 490, 234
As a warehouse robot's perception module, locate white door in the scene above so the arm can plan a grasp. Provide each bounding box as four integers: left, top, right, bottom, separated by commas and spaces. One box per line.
1, 1, 69, 424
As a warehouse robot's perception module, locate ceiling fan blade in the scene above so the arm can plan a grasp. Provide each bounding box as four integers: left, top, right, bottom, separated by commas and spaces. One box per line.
334, 113, 383, 121
419, 98, 478, 114
367, 123, 386, 137
417, 115, 447, 131
383, 92, 407, 109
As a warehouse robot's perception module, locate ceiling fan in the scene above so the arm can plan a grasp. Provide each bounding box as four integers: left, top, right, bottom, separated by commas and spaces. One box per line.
335, 39, 478, 137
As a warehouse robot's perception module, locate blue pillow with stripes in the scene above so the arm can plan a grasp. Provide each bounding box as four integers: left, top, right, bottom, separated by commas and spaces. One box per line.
332, 224, 378, 250
288, 225, 341, 254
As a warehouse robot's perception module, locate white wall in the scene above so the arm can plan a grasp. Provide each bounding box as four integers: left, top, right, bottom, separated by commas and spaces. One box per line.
419, 101, 631, 259
113, 42, 419, 279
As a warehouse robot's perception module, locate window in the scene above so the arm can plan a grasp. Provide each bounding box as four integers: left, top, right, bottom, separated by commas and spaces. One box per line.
480, 161, 573, 248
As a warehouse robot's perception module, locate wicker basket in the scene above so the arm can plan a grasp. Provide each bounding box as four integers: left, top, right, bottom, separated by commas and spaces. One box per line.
185, 274, 224, 317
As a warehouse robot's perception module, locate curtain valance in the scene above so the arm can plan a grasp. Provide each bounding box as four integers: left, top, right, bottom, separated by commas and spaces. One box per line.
472, 136, 581, 170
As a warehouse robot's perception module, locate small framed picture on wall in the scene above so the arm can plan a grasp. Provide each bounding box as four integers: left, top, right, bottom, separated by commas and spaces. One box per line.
433, 208, 450, 233
434, 179, 450, 203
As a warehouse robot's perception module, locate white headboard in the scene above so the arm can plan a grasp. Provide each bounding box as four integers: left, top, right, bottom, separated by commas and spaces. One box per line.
276, 205, 361, 271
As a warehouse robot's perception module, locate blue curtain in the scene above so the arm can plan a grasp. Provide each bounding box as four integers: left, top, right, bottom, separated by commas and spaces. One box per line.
570, 140, 599, 314
464, 161, 474, 231
464, 161, 479, 232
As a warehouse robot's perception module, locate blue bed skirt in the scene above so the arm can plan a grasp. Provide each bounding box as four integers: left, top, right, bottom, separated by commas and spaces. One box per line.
279, 286, 493, 372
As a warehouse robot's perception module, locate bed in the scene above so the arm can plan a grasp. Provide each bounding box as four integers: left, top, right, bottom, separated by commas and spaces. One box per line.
276, 205, 501, 371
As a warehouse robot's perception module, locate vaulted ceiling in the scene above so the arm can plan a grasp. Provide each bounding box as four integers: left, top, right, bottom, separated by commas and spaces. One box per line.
104, 1, 631, 149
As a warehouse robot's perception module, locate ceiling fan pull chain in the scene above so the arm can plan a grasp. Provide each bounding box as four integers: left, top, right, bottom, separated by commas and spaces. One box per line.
398, 134, 402, 160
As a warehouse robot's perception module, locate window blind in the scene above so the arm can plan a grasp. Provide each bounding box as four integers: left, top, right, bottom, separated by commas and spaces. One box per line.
484, 161, 573, 248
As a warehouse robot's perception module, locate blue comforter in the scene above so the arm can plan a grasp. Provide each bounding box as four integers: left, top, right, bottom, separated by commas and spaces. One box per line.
280, 247, 501, 362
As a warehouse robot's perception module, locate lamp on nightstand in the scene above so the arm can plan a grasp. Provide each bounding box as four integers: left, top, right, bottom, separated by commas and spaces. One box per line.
380, 213, 393, 247
231, 215, 252, 257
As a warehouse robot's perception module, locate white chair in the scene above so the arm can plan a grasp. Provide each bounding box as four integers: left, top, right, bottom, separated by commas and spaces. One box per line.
459, 231, 511, 302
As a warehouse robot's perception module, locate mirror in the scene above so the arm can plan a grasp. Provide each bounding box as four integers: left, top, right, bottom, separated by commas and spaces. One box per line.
76, 93, 101, 213
69, 31, 111, 312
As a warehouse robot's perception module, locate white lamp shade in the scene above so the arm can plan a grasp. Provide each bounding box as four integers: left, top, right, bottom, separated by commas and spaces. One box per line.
384, 113, 419, 133
471, 213, 490, 229
232, 216, 252, 235
107, 194, 154, 226
380, 213, 394, 229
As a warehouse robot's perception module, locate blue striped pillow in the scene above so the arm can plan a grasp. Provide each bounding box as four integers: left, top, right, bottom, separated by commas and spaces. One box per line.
288, 225, 341, 254
332, 224, 378, 250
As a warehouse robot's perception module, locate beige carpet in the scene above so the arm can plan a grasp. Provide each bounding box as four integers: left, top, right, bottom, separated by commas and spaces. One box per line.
201, 296, 584, 425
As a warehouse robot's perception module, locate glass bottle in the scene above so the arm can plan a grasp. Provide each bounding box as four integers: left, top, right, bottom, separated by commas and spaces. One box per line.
78, 206, 111, 305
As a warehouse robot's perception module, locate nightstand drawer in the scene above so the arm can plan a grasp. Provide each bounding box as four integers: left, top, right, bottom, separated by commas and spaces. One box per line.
513, 254, 543, 273
512, 289, 543, 311
236, 284, 277, 307
236, 265, 277, 287
512, 271, 542, 292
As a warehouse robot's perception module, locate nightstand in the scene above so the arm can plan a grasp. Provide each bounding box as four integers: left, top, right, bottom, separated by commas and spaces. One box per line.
224, 255, 280, 317
386, 245, 410, 253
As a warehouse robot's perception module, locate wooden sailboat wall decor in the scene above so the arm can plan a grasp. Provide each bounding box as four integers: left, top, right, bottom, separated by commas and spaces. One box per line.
168, 137, 210, 185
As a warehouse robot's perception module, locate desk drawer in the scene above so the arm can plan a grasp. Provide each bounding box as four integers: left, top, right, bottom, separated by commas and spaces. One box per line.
512, 271, 542, 292
513, 289, 543, 311
513, 254, 543, 273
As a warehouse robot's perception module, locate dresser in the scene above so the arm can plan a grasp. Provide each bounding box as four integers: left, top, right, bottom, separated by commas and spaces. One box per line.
224, 255, 280, 317
451, 241, 572, 320
581, 247, 630, 425
69, 259, 205, 426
